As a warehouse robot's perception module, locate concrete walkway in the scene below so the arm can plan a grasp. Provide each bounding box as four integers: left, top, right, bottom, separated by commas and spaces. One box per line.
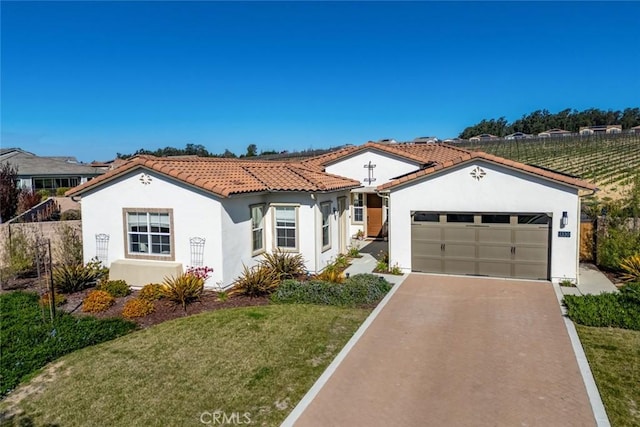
560, 263, 619, 297
287, 275, 596, 426
344, 239, 406, 285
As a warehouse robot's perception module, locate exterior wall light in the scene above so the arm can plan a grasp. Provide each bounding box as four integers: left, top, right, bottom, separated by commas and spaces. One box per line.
561, 211, 569, 228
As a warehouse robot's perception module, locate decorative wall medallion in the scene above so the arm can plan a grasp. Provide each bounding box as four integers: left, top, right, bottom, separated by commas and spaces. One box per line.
139, 173, 153, 185
470, 166, 486, 181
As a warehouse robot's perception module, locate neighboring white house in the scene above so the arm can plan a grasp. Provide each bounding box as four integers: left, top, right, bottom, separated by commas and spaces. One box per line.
67, 142, 596, 287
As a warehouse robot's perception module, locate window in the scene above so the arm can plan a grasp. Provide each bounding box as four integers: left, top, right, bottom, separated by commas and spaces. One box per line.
321, 202, 331, 250
518, 214, 550, 225
446, 214, 474, 223
352, 193, 364, 223
274, 206, 297, 250
124, 209, 174, 260
413, 212, 439, 222
33, 176, 81, 195
251, 204, 265, 255
481, 214, 510, 224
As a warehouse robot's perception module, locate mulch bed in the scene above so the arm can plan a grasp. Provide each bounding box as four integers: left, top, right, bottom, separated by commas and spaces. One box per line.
44, 288, 269, 329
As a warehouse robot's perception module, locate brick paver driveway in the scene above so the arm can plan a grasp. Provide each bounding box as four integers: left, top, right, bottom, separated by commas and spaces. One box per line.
293, 274, 595, 426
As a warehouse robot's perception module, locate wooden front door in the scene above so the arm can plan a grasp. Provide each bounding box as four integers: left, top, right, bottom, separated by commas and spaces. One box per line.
366, 194, 383, 238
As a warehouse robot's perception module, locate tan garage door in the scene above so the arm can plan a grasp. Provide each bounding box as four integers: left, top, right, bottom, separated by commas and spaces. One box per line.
411, 212, 550, 280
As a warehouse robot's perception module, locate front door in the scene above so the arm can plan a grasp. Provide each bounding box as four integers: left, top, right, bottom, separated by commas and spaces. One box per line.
366, 194, 383, 238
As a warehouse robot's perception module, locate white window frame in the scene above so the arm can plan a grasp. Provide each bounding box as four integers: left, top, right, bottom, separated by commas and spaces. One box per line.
123, 208, 175, 261
351, 193, 364, 224
320, 202, 332, 251
273, 205, 299, 252
250, 204, 266, 256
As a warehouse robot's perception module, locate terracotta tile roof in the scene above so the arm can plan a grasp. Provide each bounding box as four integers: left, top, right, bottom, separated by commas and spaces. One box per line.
66, 156, 361, 198
376, 150, 598, 192
301, 141, 472, 170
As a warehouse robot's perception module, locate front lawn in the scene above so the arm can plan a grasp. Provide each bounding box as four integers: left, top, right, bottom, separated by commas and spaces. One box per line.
576, 325, 640, 426
1, 304, 369, 426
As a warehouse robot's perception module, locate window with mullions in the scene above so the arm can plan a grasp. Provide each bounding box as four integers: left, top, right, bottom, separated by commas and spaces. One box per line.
352, 193, 364, 223
275, 206, 297, 250
321, 202, 331, 250
126, 211, 172, 257
251, 204, 265, 255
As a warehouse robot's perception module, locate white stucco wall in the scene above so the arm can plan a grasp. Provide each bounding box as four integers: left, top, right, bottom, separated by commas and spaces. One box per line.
79, 169, 224, 287
325, 149, 418, 240
387, 160, 582, 283
80, 169, 351, 288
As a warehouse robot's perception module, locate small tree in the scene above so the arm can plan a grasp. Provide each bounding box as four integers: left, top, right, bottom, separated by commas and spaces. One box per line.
0, 163, 20, 222
246, 144, 258, 157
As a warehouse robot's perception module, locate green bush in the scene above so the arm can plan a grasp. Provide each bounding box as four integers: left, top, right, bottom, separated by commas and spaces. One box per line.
232, 265, 279, 298
55, 187, 70, 197
54, 222, 83, 267
97, 279, 131, 297
271, 273, 391, 307
161, 273, 204, 311
598, 228, 640, 271
53, 263, 100, 293
0, 291, 135, 397
1, 225, 43, 279
139, 283, 164, 301
563, 288, 640, 331
260, 249, 306, 280
36, 189, 50, 201
60, 209, 81, 221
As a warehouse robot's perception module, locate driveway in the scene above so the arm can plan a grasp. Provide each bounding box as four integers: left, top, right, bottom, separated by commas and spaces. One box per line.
291, 274, 596, 426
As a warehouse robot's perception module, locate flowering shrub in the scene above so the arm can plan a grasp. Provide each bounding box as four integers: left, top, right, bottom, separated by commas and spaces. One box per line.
185, 266, 213, 281
82, 290, 115, 313
139, 283, 164, 301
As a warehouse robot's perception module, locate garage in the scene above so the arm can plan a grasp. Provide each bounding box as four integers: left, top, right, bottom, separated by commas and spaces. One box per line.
411, 212, 550, 280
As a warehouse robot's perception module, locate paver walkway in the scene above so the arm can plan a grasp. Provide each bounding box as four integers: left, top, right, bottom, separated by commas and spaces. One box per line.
292, 275, 595, 426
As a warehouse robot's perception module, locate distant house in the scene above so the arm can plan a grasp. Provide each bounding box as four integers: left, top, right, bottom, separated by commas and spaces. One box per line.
504, 132, 532, 140
442, 138, 466, 144
538, 129, 572, 138
0, 148, 104, 195
579, 125, 622, 136
468, 134, 499, 142
629, 125, 640, 134
412, 136, 439, 144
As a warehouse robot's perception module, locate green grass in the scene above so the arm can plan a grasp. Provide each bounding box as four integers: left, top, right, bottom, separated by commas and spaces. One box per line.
0, 291, 135, 397
1, 304, 369, 426
576, 325, 640, 426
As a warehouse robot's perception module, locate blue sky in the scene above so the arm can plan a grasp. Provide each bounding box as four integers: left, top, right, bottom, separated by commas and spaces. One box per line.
2, 1, 639, 162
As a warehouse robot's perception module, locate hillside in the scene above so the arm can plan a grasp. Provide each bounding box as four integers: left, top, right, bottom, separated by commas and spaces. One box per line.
459, 133, 640, 199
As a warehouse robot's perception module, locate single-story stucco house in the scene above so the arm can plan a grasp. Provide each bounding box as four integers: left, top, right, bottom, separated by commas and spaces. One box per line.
66, 141, 596, 288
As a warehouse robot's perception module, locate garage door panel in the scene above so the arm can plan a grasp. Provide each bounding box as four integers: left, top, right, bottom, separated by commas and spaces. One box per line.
515, 246, 548, 262
411, 225, 441, 241
478, 244, 512, 260
411, 241, 442, 258
444, 259, 476, 275
443, 227, 476, 242
445, 243, 476, 258
514, 263, 548, 280
412, 257, 443, 273
478, 228, 511, 243
514, 228, 548, 244
478, 261, 512, 277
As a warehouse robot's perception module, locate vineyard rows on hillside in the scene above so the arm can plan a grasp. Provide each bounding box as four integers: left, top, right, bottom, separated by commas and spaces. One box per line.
460, 133, 640, 198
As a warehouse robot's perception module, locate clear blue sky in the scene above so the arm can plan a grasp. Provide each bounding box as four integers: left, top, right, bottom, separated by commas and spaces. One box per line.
2, 1, 639, 162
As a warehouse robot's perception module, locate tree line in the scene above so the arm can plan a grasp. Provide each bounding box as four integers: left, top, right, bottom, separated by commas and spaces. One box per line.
115, 143, 280, 160
459, 107, 640, 139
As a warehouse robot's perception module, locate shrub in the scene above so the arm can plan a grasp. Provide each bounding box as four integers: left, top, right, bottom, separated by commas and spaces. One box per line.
17, 189, 42, 214
1, 291, 135, 397
161, 273, 204, 311
122, 298, 155, 318
39, 291, 67, 307
1, 225, 43, 279
60, 209, 81, 221
620, 254, 640, 282
185, 266, 213, 280
232, 265, 279, 297
36, 189, 50, 201
97, 279, 131, 297
260, 249, 306, 280
333, 254, 350, 269
347, 245, 361, 258
388, 263, 403, 275
139, 283, 164, 301
619, 282, 640, 305
82, 290, 115, 313
375, 260, 388, 272
55, 187, 70, 197
316, 264, 345, 284
563, 292, 640, 331
54, 263, 100, 293
54, 222, 83, 267
271, 273, 391, 307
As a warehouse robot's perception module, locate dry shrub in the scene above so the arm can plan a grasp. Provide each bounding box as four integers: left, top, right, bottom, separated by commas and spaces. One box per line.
82, 290, 115, 313
122, 298, 155, 318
